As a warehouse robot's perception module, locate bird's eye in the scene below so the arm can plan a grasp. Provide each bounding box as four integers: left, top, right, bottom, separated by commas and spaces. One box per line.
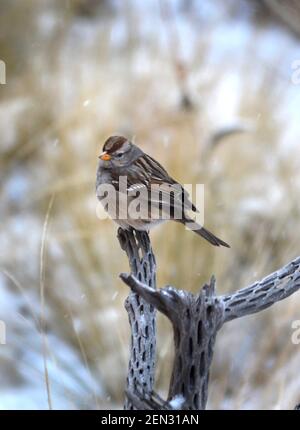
115, 152, 124, 158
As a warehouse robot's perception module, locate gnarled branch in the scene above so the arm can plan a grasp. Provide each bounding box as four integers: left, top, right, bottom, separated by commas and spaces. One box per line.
222, 256, 300, 322
117, 228, 156, 410
120, 244, 300, 410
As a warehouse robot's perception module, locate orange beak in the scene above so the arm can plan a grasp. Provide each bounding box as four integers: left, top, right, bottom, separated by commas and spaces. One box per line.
99, 151, 111, 161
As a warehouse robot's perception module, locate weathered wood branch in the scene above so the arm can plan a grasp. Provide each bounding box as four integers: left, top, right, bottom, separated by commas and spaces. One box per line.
117, 228, 156, 410
125, 386, 171, 410
121, 273, 224, 409
119, 236, 300, 410
222, 256, 300, 322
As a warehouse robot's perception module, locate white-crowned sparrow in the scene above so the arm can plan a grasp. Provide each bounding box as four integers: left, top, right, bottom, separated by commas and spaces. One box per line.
96, 136, 229, 248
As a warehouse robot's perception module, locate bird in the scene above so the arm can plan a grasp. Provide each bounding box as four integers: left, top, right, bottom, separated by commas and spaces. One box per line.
96, 136, 230, 248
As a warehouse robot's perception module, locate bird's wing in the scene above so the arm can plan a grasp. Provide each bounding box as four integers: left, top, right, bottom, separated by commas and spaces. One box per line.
120, 154, 198, 214
142, 155, 198, 213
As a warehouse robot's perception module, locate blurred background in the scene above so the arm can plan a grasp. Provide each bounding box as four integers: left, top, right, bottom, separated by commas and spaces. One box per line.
0, 0, 300, 410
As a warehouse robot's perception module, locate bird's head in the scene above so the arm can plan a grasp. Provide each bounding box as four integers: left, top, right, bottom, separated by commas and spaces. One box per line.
98, 136, 141, 169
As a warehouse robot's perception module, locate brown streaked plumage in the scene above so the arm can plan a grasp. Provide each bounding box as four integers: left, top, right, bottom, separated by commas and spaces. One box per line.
96, 136, 230, 248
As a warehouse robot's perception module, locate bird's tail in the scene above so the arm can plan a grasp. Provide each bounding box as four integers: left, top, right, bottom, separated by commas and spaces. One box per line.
179, 219, 230, 248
